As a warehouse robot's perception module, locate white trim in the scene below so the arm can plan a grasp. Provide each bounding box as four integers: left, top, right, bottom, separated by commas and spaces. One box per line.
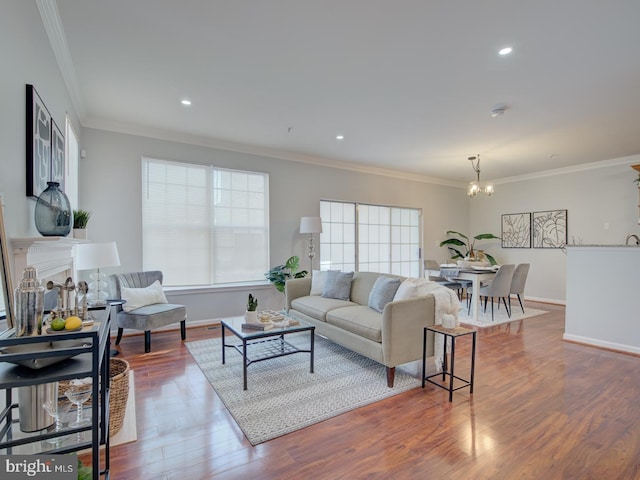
36, 0, 86, 119
563, 333, 640, 356
164, 281, 273, 296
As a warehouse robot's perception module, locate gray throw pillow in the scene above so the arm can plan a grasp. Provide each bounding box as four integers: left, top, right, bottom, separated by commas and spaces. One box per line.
321, 271, 354, 301
368, 276, 402, 313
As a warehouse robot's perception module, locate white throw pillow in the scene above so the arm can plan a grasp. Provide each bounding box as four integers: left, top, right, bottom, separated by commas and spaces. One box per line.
121, 280, 168, 312
310, 270, 328, 295
393, 278, 420, 301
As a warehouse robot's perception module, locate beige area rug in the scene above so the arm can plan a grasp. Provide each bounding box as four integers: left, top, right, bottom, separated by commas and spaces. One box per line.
457, 302, 549, 327
186, 333, 421, 445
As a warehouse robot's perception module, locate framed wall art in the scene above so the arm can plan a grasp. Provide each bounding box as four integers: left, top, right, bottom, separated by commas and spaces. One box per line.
532, 209, 567, 248
501, 212, 531, 248
51, 120, 65, 190
26, 84, 52, 198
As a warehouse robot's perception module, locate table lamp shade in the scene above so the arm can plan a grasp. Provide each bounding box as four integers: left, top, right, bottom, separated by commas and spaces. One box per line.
75, 242, 121, 271
300, 217, 322, 234
75, 242, 120, 307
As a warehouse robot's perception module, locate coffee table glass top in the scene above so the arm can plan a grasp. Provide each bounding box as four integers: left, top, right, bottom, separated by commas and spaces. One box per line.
221, 315, 312, 339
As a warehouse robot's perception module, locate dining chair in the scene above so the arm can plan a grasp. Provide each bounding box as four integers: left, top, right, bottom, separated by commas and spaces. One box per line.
509, 263, 530, 314
476, 264, 515, 321
424, 259, 467, 301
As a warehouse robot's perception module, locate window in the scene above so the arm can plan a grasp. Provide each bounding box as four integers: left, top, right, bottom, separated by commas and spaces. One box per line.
142, 157, 269, 286
65, 116, 79, 209
319, 200, 421, 276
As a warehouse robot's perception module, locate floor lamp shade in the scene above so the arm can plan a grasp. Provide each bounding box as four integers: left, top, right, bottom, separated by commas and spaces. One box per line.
299, 217, 322, 234
75, 242, 121, 306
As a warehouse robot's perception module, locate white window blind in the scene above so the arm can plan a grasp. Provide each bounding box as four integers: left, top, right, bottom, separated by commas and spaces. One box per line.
142, 157, 269, 286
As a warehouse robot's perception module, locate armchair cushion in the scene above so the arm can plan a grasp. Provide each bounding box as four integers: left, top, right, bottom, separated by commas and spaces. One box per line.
121, 280, 168, 312
117, 303, 187, 331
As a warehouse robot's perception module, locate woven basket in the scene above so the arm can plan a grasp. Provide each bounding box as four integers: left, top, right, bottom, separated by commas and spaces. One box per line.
58, 358, 130, 437
108, 357, 130, 437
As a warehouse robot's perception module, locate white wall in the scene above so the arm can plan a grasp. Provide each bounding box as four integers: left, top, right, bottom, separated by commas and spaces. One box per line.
469, 157, 640, 303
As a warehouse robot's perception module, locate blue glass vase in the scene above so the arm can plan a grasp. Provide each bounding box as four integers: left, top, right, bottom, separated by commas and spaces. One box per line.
34, 181, 72, 237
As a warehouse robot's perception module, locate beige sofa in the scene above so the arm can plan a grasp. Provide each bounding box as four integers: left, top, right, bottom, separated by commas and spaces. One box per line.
285, 271, 436, 387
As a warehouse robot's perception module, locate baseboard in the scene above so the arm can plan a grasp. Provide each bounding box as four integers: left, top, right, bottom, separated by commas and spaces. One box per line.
111, 318, 220, 337
562, 333, 640, 356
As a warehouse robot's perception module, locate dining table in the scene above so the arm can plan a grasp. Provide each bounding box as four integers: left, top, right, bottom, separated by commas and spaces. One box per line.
426, 266, 498, 323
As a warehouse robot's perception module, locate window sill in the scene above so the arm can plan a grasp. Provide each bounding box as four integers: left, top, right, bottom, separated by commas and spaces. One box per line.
164, 281, 273, 296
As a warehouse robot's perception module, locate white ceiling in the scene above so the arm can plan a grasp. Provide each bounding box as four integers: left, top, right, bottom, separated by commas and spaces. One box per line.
52, 0, 640, 183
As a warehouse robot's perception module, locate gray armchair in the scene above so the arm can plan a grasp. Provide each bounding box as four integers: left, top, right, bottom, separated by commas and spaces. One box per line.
108, 271, 186, 353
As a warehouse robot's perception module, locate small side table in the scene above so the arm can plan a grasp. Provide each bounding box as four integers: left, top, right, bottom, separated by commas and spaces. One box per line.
422, 324, 476, 402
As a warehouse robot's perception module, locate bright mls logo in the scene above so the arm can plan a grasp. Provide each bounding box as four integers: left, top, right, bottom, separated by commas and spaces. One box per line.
1, 455, 75, 479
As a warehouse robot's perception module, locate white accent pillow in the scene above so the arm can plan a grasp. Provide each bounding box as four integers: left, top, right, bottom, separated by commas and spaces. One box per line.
121, 280, 168, 312
310, 270, 327, 295
393, 278, 420, 301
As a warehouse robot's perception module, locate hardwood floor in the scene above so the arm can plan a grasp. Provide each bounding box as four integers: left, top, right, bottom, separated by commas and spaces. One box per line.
85, 302, 640, 479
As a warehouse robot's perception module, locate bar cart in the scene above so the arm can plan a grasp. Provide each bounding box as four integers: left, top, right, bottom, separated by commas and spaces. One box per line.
0, 302, 118, 479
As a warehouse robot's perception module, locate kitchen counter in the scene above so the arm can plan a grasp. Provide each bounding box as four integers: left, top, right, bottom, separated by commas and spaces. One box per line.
564, 246, 640, 354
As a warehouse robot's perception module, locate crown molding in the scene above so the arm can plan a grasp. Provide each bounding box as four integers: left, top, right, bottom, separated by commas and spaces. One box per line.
491, 154, 640, 185
36, 0, 85, 119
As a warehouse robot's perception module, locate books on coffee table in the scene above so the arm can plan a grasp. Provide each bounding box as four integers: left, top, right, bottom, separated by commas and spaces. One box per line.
242, 322, 274, 331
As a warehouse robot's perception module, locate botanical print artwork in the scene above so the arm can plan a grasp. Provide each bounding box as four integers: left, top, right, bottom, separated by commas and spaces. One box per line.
502, 213, 531, 248
532, 210, 567, 248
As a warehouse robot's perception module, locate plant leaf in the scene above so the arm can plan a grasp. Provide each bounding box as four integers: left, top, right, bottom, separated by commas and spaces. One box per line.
474, 233, 501, 240
439, 238, 466, 247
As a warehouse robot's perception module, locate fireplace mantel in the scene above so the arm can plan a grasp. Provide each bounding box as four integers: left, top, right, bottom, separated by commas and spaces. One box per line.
11, 237, 85, 285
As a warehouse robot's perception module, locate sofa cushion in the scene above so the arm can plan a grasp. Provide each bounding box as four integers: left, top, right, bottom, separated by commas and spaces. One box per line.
326, 306, 383, 343
322, 271, 354, 300
291, 296, 356, 322
368, 276, 402, 313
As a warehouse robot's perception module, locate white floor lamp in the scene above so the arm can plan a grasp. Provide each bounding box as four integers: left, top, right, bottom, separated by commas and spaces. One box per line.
300, 216, 322, 271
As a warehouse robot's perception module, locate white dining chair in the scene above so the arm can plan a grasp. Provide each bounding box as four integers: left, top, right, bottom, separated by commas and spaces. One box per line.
509, 263, 530, 314
478, 264, 516, 321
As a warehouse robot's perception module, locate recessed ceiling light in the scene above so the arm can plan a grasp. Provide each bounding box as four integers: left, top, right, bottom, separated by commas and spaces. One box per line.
181, 99, 192, 106
336, 134, 344, 141
499, 47, 513, 56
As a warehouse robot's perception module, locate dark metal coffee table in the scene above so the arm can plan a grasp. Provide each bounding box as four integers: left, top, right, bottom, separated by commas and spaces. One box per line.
220, 316, 315, 390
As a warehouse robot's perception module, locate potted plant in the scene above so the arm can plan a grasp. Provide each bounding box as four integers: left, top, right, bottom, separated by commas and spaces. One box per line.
440, 230, 501, 265
264, 256, 308, 293
245, 293, 258, 323
72, 209, 92, 240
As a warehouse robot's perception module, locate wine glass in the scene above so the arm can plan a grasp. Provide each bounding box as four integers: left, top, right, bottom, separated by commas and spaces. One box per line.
65, 380, 92, 428
42, 396, 71, 445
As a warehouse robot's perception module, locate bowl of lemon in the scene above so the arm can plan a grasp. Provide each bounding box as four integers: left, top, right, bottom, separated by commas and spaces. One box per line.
46, 316, 84, 334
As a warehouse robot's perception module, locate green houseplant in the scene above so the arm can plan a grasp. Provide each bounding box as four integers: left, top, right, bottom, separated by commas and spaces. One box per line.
72, 209, 92, 229
265, 256, 308, 293
440, 230, 501, 265
72, 209, 92, 239
247, 293, 258, 311
245, 293, 258, 323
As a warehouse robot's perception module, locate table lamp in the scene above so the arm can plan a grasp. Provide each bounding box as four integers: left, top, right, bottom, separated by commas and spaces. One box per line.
299, 216, 322, 271
75, 241, 120, 306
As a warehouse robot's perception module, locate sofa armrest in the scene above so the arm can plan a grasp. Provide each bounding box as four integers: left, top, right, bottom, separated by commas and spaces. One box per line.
285, 277, 312, 311
380, 294, 436, 366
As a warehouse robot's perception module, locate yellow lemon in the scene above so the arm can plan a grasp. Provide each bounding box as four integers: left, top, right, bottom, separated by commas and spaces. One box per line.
65, 316, 82, 330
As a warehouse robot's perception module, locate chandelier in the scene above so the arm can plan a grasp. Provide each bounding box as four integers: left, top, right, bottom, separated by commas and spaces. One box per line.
467, 155, 494, 197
